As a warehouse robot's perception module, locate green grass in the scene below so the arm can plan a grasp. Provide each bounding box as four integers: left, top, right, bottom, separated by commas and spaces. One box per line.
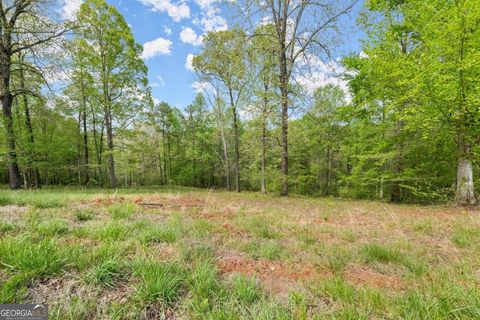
0, 194, 13, 206
140, 223, 182, 244
241, 238, 285, 260
74, 208, 96, 221
132, 260, 186, 306
35, 219, 70, 237
361, 243, 402, 264
451, 226, 480, 248
232, 275, 262, 305
237, 216, 280, 239
86, 258, 124, 288
0, 220, 16, 234
0, 188, 478, 318
0, 237, 68, 302
108, 202, 136, 219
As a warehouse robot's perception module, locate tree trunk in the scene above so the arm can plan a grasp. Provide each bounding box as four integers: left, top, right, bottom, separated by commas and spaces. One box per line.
456, 136, 475, 205
220, 125, 230, 191
229, 89, 241, 192
0, 53, 22, 189
261, 106, 267, 194
105, 107, 116, 188
82, 95, 89, 185
279, 35, 289, 196
162, 129, 168, 184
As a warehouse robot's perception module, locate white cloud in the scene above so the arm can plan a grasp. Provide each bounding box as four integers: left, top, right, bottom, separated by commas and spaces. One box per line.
142, 38, 173, 59
185, 53, 195, 71
62, 0, 83, 20
195, 0, 217, 9
180, 27, 203, 46
139, 0, 190, 22
164, 26, 172, 35
294, 56, 348, 95
151, 75, 166, 87
200, 15, 227, 32
153, 97, 161, 105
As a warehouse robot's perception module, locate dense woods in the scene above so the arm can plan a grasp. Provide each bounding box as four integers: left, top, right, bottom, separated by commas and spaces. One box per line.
1, 0, 479, 205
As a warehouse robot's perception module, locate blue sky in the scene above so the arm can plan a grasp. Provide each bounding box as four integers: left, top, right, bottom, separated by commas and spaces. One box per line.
62, 0, 365, 110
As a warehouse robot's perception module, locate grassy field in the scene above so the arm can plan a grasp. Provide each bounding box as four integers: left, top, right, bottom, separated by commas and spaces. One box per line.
0, 187, 479, 319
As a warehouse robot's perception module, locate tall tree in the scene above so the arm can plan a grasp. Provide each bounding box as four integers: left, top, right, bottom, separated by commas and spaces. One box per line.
0, 0, 68, 188
77, 0, 149, 188
193, 29, 248, 192
241, 0, 358, 195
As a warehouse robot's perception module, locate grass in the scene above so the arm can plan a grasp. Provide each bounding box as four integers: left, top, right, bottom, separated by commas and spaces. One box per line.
140, 222, 183, 244
74, 208, 96, 221
232, 275, 262, 304
108, 202, 136, 219
0, 237, 67, 302
0, 187, 478, 318
241, 238, 285, 260
132, 260, 186, 306
86, 258, 124, 288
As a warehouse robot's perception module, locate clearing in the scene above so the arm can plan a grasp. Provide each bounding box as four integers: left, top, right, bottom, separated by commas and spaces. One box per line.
0, 187, 479, 319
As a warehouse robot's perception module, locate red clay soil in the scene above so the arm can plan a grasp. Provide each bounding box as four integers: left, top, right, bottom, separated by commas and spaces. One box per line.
343, 265, 404, 290
217, 254, 319, 282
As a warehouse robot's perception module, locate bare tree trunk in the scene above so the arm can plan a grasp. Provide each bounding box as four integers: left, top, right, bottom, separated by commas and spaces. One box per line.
105, 107, 116, 188
91, 108, 103, 186
280, 77, 289, 196
456, 135, 475, 205
279, 32, 289, 196
0, 54, 22, 189
82, 95, 89, 185
261, 106, 267, 194
162, 129, 168, 184
229, 89, 241, 192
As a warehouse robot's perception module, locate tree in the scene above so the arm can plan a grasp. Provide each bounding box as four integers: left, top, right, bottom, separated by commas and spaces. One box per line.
76, 0, 149, 187
0, 0, 69, 188
249, 24, 278, 194
193, 29, 248, 192
240, 0, 358, 196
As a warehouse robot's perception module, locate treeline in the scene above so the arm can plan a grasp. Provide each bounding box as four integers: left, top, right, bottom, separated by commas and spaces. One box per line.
0, 0, 479, 205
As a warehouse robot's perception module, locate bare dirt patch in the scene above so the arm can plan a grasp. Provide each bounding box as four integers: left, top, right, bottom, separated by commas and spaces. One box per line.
217, 251, 321, 295
343, 265, 404, 290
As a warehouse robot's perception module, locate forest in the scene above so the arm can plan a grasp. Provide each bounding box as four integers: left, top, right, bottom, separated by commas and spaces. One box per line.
2, 0, 480, 318
1, 0, 479, 205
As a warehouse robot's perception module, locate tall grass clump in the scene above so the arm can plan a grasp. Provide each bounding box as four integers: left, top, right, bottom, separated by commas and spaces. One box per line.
132, 260, 186, 306
108, 202, 136, 219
